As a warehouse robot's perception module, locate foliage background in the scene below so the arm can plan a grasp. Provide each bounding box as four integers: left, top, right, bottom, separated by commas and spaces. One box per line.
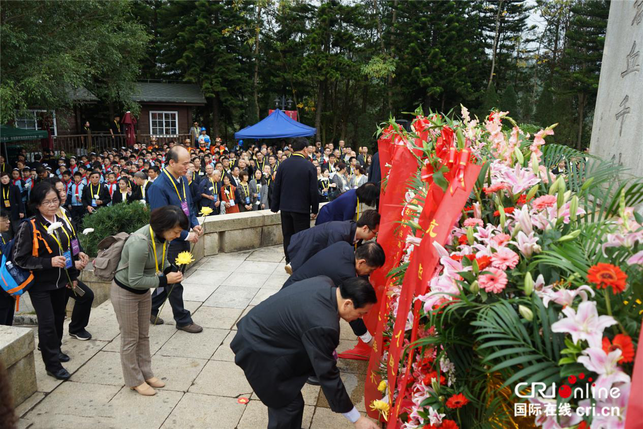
1, 0, 610, 150
79, 202, 149, 257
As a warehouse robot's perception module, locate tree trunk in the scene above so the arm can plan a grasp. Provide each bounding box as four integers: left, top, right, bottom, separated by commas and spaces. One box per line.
212, 96, 220, 140
423, 94, 432, 114
341, 79, 350, 140
253, 4, 262, 121
315, 81, 324, 141
576, 93, 585, 150
387, 0, 399, 113
331, 80, 338, 139
488, 0, 504, 90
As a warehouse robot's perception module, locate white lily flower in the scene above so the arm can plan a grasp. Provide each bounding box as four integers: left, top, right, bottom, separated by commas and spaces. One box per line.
82, 228, 95, 235
47, 222, 63, 235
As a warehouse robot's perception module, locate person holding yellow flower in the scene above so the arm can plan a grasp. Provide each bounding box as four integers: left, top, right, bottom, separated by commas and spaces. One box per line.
111, 206, 187, 396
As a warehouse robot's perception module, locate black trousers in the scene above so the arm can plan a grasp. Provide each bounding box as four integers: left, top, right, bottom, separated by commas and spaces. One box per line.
268, 392, 304, 429
0, 292, 15, 326
65, 280, 94, 335
29, 287, 68, 371
70, 205, 85, 225
280, 211, 310, 263
150, 240, 193, 326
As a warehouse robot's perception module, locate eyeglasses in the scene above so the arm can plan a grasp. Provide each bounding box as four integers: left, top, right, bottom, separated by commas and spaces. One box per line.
41, 199, 59, 207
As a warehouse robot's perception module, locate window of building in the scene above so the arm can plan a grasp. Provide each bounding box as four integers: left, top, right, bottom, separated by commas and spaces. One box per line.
14, 110, 57, 135
149, 111, 178, 136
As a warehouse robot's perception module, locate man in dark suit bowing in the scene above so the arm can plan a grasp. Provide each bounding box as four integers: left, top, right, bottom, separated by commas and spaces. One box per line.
283, 241, 385, 363
231, 276, 380, 429
287, 209, 380, 273
270, 137, 319, 272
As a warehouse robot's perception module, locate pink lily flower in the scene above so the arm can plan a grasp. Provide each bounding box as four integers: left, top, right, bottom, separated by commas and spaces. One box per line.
577, 347, 631, 392
529, 392, 582, 429
510, 231, 542, 258
551, 301, 617, 348
502, 164, 541, 195
627, 250, 643, 265
540, 285, 595, 308
579, 382, 629, 429
515, 205, 534, 235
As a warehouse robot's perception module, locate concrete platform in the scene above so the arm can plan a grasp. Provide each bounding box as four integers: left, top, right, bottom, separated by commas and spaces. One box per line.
0, 325, 37, 407
16, 246, 368, 429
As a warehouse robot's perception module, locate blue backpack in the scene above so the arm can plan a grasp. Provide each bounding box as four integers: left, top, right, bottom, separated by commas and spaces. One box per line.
0, 239, 35, 311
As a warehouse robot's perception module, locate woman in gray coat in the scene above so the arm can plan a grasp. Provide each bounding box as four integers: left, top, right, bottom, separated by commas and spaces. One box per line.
250, 169, 269, 210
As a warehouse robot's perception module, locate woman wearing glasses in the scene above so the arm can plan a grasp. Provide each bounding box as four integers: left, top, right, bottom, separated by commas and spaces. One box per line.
12, 182, 79, 380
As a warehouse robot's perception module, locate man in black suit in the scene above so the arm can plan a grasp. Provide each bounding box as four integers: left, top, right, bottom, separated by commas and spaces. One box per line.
283, 241, 384, 289
130, 171, 151, 205
270, 137, 319, 269
287, 210, 380, 273
81, 170, 111, 215
282, 241, 384, 350
231, 276, 380, 429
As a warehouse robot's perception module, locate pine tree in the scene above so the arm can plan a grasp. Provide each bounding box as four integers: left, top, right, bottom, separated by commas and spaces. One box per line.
480, 82, 501, 116
500, 84, 520, 117
556, 0, 609, 149
157, 0, 253, 139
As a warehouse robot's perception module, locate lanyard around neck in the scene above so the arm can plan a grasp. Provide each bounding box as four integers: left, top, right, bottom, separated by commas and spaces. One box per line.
163, 168, 186, 202
210, 178, 218, 194
149, 226, 166, 275
292, 153, 306, 159
41, 218, 71, 250
59, 209, 76, 237
90, 183, 99, 198
2, 187, 8, 201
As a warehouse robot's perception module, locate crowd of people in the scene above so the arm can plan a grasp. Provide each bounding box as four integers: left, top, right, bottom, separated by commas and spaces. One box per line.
0, 133, 384, 429
0, 133, 374, 228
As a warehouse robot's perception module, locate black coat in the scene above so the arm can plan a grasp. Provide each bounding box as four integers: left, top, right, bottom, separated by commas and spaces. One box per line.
368, 151, 381, 186
12, 213, 79, 292
283, 241, 355, 288
199, 177, 222, 214
287, 221, 357, 272
111, 190, 133, 205
0, 184, 24, 221
130, 181, 151, 204
231, 276, 354, 413
270, 154, 319, 215
81, 183, 112, 211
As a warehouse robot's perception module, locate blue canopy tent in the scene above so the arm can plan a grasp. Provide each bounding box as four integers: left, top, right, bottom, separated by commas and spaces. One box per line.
234, 109, 316, 140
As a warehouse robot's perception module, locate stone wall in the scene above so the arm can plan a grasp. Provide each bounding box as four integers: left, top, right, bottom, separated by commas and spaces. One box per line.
15, 206, 323, 317
74, 208, 320, 309
590, 1, 643, 176
0, 325, 37, 407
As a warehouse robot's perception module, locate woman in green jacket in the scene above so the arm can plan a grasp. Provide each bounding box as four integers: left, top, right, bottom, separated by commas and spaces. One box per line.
112, 206, 187, 396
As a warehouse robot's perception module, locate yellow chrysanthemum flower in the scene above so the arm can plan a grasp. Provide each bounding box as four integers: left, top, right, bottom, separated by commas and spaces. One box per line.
377, 380, 388, 393
175, 251, 195, 266
200, 207, 214, 217
369, 400, 389, 421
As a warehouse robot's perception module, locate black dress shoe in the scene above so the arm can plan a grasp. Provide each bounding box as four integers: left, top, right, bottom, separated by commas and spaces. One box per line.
47, 367, 71, 380
306, 376, 320, 386
58, 352, 71, 362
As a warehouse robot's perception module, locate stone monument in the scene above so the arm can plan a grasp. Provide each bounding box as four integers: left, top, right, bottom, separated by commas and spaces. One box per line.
590, 0, 643, 177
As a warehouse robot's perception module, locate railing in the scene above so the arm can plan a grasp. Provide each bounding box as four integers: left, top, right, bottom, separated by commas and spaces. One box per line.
52, 133, 191, 155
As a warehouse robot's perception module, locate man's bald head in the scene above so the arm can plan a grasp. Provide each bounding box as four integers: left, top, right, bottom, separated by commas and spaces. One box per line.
167, 145, 190, 178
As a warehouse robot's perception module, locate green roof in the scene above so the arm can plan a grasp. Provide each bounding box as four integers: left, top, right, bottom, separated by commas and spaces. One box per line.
0, 125, 48, 143
132, 83, 206, 104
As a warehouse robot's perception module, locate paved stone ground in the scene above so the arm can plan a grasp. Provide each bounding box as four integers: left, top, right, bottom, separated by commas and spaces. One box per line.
16, 246, 367, 429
